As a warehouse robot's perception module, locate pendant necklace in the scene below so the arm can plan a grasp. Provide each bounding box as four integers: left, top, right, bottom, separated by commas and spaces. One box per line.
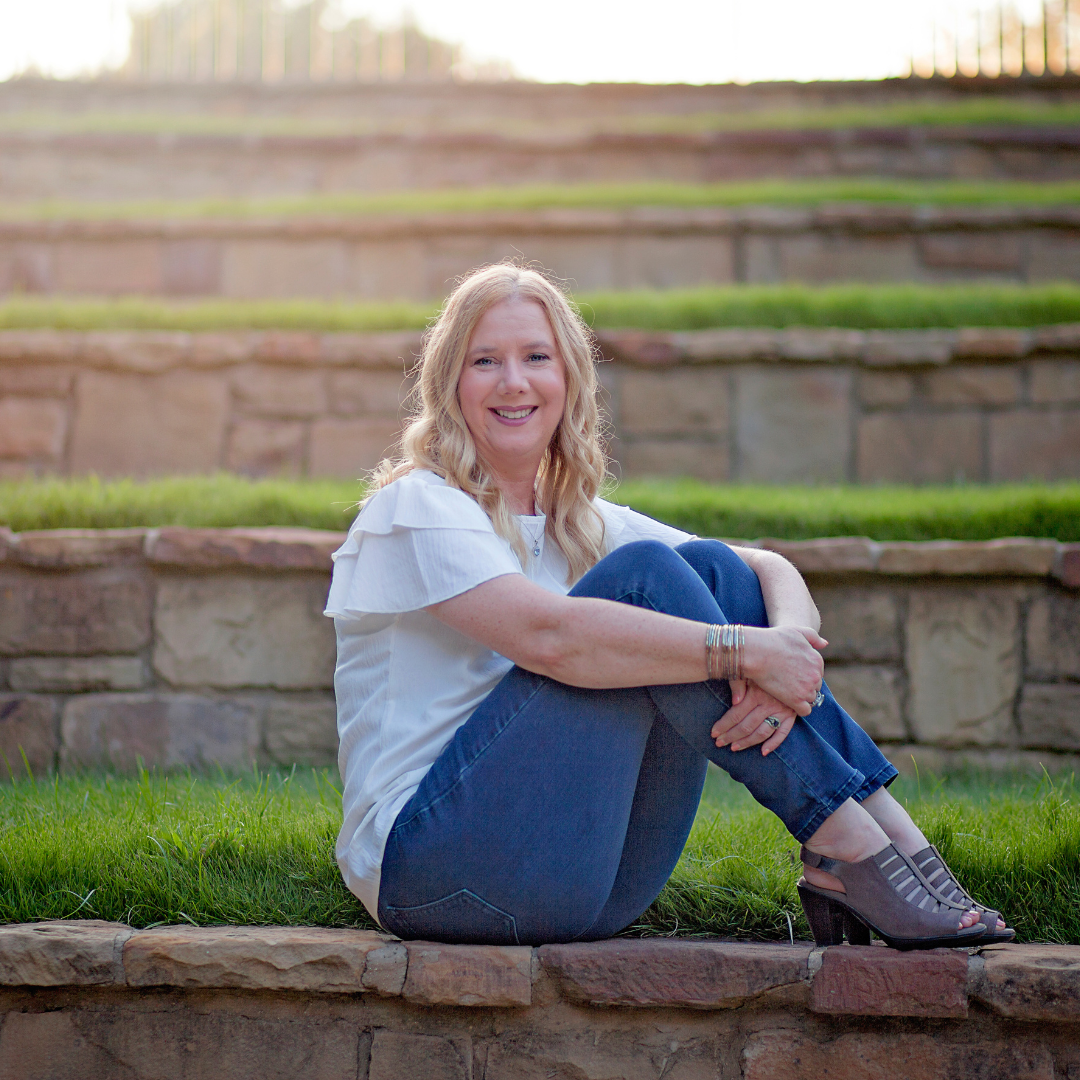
522, 517, 545, 557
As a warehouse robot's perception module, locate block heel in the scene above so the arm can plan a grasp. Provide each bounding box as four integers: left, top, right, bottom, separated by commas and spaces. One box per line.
798, 884, 873, 946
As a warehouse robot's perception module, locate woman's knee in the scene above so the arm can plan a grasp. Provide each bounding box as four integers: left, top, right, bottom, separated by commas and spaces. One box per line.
675, 539, 768, 627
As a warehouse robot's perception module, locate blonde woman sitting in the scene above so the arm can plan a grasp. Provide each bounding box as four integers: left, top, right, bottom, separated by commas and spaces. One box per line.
326, 264, 1011, 950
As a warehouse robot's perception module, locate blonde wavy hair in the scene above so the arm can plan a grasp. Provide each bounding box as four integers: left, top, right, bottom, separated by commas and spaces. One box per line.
370, 263, 610, 582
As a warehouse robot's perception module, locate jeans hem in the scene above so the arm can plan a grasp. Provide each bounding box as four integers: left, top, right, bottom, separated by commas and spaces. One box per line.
851, 762, 900, 804
790, 768, 865, 844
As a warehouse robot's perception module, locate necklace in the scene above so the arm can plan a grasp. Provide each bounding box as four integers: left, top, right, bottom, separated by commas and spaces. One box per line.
520, 516, 545, 557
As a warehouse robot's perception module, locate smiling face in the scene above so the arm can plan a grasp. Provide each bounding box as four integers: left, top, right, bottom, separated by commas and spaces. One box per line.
457, 296, 567, 493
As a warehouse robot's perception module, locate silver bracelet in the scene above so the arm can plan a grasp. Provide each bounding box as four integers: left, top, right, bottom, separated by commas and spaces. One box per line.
706, 623, 743, 682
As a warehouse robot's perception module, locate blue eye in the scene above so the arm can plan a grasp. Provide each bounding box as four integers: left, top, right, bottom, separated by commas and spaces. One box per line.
528, 353, 550, 362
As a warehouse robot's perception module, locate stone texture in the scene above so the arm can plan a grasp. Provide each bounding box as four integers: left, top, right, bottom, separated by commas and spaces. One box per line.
403, 942, 532, 1007
811, 945, 967, 1017
146, 526, 342, 571
153, 575, 334, 689
857, 371, 914, 407
264, 696, 338, 766
617, 438, 729, 481
618, 368, 729, 437
1031, 359, 1080, 404
973, 943, 1080, 1022
0, 694, 57, 777
308, 416, 403, 477
0, 568, 153, 656
925, 365, 1022, 405
906, 590, 1020, 747
742, 1030, 1054, 1080
327, 369, 411, 416
760, 537, 877, 574
8, 656, 146, 692
361, 942, 408, 996
813, 587, 900, 661
876, 539, 1058, 577
857, 413, 983, 483
80, 331, 192, 374
538, 940, 812, 1008
123, 925, 387, 992
69, 369, 229, 478
369, 1032, 471, 1080
231, 365, 326, 418
920, 233, 1025, 272
60, 692, 260, 771
0, 921, 129, 986
1019, 684, 1080, 751
0, 364, 73, 396
0, 398, 66, 460
990, 409, 1080, 481
823, 665, 906, 742
1060, 545, 1080, 588
226, 418, 306, 476
734, 368, 851, 483
1026, 592, 1080, 680
11, 528, 147, 568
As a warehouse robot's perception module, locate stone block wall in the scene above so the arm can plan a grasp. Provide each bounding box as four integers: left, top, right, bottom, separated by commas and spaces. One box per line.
0, 528, 1076, 777
2, 326, 1079, 483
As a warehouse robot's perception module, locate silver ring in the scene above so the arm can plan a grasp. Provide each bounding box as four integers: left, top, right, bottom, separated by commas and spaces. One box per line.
812, 691, 825, 708
763, 715, 782, 729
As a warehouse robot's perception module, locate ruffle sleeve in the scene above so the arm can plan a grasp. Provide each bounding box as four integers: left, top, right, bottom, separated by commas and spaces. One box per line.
325, 471, 522, 618
595, 498, 694, 550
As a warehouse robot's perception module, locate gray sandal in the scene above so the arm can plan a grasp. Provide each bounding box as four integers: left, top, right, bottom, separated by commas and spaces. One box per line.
798, 844, 988, 950
911, 844, 1015, 944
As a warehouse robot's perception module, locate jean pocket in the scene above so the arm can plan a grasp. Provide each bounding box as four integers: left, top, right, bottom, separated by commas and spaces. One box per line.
381, 888, 519, 945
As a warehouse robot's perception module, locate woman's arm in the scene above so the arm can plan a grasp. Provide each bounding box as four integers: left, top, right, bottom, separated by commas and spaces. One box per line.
729, 546, 821, 632
427, 573, 825, 716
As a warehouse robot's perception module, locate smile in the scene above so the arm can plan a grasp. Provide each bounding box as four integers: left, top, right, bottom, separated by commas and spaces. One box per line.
492, 407, 537, 419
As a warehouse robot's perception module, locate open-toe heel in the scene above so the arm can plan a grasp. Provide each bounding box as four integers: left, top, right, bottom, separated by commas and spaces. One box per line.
798, 844, 988, 951
911, 844, 1015, 944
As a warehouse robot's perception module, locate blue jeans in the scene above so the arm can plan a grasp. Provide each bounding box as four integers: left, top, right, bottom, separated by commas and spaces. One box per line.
378, 539, 897, 946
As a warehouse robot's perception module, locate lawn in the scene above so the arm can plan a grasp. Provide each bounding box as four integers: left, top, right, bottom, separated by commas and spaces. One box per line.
6, 283, 1080, 334
4, 178, 1080, 222
1, 767, 1075, 944
2, 475, 1078, 542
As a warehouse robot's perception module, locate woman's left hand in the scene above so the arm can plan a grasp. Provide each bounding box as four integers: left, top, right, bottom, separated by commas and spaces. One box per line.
711, 680, 797, 756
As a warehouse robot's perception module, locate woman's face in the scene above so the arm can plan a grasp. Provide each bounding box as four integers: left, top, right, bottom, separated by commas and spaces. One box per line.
458, 296, 567, 480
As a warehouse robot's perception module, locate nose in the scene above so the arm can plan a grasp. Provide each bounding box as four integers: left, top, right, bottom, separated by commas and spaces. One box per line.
499, 357, 529, 393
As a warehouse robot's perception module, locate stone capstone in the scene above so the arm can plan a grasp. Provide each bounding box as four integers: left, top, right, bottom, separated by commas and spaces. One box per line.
971, 944, 1080, 1022
0, 921, 130, 986
403, 942, 532, 1007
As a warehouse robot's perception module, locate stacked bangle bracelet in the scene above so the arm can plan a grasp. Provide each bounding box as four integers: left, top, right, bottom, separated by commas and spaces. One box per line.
705, 623, 745, 681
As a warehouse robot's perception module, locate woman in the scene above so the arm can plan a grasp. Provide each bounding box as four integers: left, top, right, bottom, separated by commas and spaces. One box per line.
326, 264, 1011, 950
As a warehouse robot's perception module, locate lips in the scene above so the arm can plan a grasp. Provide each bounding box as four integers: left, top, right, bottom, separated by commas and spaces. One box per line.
492, 406, 537, 421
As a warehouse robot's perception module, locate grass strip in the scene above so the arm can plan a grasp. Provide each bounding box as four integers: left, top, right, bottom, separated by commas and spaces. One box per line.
0, 768, 1074, 943
7, 284, 1080, 333
2, 475, 1078, 542
3, 178, 1080, 221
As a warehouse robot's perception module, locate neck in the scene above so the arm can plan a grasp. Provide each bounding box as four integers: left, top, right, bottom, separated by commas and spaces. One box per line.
485, 460, 539, 515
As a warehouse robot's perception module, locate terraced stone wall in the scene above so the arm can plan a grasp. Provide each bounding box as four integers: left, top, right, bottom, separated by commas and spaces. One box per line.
0, 527, 1076, 776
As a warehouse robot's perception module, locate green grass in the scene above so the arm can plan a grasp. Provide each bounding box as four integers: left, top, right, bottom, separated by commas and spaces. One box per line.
3, 475, 1078, 542
1, 767, 1075, 943
4, 178, 1080, 221
7, 283, 1080, 334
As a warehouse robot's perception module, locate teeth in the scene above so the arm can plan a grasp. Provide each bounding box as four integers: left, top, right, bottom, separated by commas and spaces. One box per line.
495, 408, 534, 419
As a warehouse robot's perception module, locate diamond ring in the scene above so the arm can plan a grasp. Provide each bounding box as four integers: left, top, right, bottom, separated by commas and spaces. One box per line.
812, 691, 825, 708
763, 715, 782, 729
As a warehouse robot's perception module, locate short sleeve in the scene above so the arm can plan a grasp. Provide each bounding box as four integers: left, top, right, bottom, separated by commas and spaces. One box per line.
596, 498, 695, 551
324, 472, 522, 618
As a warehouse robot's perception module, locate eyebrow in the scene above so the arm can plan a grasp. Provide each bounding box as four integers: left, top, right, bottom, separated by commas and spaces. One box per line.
468, 339, 553, 354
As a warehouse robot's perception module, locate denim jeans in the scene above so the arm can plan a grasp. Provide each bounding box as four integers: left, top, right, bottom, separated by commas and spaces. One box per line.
378, 539, 897, 946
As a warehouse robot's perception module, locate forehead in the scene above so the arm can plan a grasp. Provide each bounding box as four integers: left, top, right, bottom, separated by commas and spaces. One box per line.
469, 297, 553, 345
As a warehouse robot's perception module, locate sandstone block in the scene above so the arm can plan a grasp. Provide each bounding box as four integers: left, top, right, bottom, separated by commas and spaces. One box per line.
1019, 684, 1080, 751
538, 940, 812, 1008
231, 365, 326, 418
734, 368, 851, 483
0, 694, 58, 777
856, 371, 914, 407
921, 233, 1024, 272
617, 233, 736, 289
146, 526, 342, 571
265, 696, 338, 766
762, 537, 877, 574
221, 238, 350, 299
1060, 545, 1080, 588
1026, 593, 1080, 679
123, 925, 387, 991
13, 528, 147, 568
954, 327, 1033, 359
153, 575, 334, 689
0, 921, 129, 986
252, 331, 323, 365
53, 239, 161, 295
403, 942, 532, 1007
876, 539, 1058, 577
861, 329, 956, 366
70, 369, 229, 478
1027, 233, 1080, 282
318, 331, 423, 369
0, 567, 153, 656
777, 235, 923, 285
0, 364, 73, 396
857, 413, 982, 483
0, 398, 66, 460
369, 1032, 470, 1080
618, 368, 729, 437
308, 416, 402, 477
973, 943, 1080, 1022
1031, 359, 1080, 404
925, 365, 1021, 406
8, 656, 146, 692
989, 410, 1080, 481
906, 590, 1020, 747
813, 587, 900, 661
81, 331, 192, 374
361, 942, 408, 996
742, 1029, 1053, 1080
596, 330, 682, 365
226, 418, 305, 476
161, 237, 221, 295
812, 945, 966, 1017
328, 369, 412, 416
824, 665, 906, 742
60, 692, 260, 771
189, 330, 260, 366
617, 439, 729, 481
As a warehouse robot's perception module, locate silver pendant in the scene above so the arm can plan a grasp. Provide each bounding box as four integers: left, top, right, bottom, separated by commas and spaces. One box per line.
533, 546, 541, 557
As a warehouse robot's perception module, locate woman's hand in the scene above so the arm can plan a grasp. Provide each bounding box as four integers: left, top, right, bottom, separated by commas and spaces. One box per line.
742, 625, 827, 716
711, 681, 797, 756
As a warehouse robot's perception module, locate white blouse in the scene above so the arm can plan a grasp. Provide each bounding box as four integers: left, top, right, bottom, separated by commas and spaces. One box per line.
325, 468, 692, 921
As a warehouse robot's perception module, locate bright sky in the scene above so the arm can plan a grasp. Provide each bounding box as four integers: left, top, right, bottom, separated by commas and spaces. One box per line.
0, 0, 1051, 85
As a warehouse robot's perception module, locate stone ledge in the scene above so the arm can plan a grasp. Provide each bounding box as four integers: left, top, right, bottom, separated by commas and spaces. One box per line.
1, 924, 1077, 1020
